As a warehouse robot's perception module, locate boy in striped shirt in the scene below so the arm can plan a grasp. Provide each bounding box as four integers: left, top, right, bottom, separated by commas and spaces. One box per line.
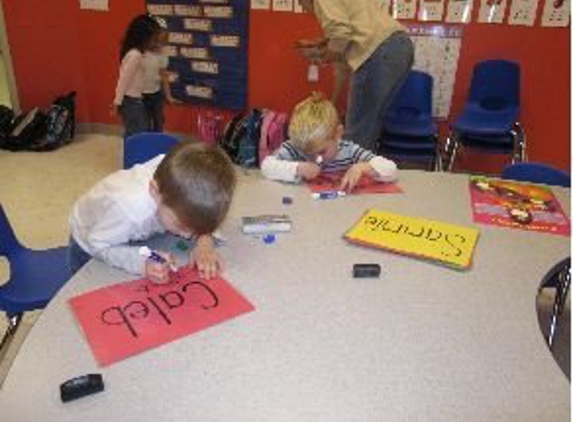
261, 92, 397, 192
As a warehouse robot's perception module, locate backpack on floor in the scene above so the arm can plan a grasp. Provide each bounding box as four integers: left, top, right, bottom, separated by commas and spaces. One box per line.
220, 109, 263, 168
0, 107, 48, 151
258, 110, 288, 163
40, 91, 76, 151
0, 105, 14, 133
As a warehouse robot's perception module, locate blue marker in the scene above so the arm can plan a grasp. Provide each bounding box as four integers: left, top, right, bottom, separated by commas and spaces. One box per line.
312, 190, 346, 200
139, 247, 176, 271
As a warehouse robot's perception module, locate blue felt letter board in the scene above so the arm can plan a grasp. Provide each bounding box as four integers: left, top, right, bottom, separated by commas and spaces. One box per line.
147, 0, 249, 110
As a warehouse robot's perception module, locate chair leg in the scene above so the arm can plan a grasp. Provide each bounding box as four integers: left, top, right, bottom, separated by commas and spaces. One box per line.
0, 313, 23, 365
434, 136, 443, 172
547, 266, 571, 349
517, 123, 527, 162
447, 137, 459, 172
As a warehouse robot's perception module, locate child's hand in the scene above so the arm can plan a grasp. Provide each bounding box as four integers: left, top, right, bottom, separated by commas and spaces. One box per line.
340, 163, 372, 192
192, 235, 223, 280
144, 251, 175, 284
166, 95, 181, 105
297, 162, 321, 180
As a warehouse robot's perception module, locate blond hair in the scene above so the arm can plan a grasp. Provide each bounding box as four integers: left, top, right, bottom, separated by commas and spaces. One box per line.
154, 142, 236, 235
288, 92, 339, 152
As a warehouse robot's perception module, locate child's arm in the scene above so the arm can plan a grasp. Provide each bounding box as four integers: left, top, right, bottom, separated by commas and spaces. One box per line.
192, 234, 222, 279
349, 142, 397, 182
260, 141, 309, 183
339, 143, 397, 191
113, 50, 142, 107
160, 70, 177, 104
159, 55, 177, 104
73, 201, 159, 276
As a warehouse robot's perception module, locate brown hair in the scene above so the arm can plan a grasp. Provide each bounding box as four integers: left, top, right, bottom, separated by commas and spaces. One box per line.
154, 142, 236, 235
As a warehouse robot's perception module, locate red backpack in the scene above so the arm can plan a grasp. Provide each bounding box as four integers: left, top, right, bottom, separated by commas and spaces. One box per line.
258, 109, 289, 164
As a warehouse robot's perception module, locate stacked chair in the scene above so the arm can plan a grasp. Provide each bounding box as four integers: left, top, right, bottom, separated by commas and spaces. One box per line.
446, 59, 526, 171
379, 70, 442, 171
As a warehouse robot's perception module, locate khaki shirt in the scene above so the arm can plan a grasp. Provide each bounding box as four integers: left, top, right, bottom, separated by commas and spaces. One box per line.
314, 0, 405, 71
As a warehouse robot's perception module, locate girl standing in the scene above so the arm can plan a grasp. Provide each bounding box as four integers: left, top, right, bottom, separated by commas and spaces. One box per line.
112, 15, 160, 139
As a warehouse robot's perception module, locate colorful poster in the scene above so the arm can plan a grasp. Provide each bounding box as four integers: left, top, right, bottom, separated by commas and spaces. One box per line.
307, 173, 403, 195
508, 0, 540, 25
345, 209, 480, 269
478, 0, 508, 22
541, 0, 570, 26
418, 0, 446, 21
69, 268, 255, 366
408, 25, 463, 119
446, 0, 474, 22
393, 0, 418, 19
469, 176, 570, 236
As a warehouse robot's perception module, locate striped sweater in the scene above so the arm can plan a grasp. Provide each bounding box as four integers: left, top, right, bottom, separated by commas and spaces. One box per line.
261, 139, 397, 183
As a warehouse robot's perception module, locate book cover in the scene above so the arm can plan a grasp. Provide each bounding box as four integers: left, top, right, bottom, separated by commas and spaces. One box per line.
469, 176, 570, 236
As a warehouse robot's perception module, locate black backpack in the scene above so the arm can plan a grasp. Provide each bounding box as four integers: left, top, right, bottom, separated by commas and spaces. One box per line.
0, 107, 48, 151
220, 109, 263, 168
44, 91, 76, 150
0, 92, 76, 152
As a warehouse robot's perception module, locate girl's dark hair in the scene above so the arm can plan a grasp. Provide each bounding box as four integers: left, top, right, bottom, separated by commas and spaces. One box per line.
119, 14, 160, 61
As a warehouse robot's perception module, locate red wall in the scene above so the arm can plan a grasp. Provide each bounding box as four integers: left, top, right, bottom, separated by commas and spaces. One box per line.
3, 0, 570, 172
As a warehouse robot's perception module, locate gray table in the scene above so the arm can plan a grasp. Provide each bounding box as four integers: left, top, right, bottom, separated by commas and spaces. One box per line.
1, 170, 570, 422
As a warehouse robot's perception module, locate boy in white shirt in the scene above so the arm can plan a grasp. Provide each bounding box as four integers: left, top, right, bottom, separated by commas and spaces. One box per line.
261, 92, 397, 191
142, 24, 177, 132
68, 143, 236, 282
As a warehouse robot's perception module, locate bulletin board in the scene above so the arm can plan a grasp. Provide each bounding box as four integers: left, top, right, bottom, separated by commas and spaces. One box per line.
408, 25, 463, 119
147, 0, 249, 110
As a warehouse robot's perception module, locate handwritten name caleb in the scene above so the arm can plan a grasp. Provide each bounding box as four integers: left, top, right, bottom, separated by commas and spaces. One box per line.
100, 277, 219, 338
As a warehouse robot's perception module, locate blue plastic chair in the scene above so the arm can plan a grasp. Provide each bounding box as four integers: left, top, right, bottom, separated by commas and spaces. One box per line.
502, 163, 571, 187
0, 205, 71, 359
379, 71, 442, 171
123, 132, 180, 169
446, 60, 526, 171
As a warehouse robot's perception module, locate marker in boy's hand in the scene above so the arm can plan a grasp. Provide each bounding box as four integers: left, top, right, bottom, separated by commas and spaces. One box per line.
140, 247, 176, 284
192, 235, 223, 280
297, 162, 321, 181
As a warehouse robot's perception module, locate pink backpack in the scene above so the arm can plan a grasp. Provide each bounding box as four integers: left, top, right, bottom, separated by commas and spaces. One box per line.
196, 111, 224, 145
258, 109, 289, 164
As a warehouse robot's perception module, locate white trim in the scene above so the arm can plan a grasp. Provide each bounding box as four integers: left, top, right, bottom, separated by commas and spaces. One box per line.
0, 0, 20, 113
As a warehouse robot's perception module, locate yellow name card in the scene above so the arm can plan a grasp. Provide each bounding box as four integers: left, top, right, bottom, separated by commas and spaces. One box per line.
344, 209, 480, 269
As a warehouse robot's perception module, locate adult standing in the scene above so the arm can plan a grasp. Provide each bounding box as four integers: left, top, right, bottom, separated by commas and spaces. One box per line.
296, 0, 414, 153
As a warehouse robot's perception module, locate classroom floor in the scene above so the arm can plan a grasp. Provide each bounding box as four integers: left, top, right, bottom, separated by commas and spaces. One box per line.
0, 133, 569, 387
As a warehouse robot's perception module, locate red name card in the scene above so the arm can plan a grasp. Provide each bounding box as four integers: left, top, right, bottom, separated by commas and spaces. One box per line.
69, 267, 255, 367
307, 172, 402, 195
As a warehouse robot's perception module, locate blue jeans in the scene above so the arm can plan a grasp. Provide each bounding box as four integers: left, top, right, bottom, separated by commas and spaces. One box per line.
345, 31, 414, 153
142, 90, 165, 132
68, 236, 92, 276
119, 96, 149, 140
